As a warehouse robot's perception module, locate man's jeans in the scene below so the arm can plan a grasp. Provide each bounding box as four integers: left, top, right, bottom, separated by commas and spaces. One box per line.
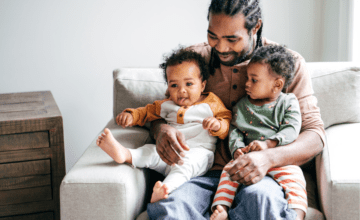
147, 170, 297, 220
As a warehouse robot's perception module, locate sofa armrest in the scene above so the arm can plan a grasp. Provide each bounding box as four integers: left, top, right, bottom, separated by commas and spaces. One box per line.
316, 123, 360, 220
60, 119, 154, 220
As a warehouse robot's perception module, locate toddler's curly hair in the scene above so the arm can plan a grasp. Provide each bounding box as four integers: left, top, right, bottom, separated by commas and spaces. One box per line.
160, 46, 209, 83
250, 45, 296, 89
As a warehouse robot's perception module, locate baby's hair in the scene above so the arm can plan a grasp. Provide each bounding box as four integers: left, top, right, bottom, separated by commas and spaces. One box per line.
249, 45, 295, 89
160, 46, 210, 83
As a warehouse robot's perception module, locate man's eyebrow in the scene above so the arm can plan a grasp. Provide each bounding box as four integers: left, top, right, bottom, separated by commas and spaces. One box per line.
207, 30, 239, 39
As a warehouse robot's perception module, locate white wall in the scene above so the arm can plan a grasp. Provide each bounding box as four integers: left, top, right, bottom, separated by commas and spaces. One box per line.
0, 0, 210, 173
0, 1, 349, 173
262, 0, 323, 62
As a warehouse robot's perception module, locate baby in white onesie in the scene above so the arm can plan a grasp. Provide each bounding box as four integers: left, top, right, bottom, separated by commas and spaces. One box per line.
97, 47, 232, 203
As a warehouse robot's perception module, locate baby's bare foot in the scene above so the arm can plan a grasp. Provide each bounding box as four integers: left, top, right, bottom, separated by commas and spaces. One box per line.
210, 205, 228, 220
150, 181, 169, 203
96, 128, 132, 164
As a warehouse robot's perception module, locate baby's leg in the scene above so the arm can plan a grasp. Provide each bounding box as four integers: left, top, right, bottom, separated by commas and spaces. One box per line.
267, 165, 307, 220
211, 170, 239, 220
96, 128, 132, 164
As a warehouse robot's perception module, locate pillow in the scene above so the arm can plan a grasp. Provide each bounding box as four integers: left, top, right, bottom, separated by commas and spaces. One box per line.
307, 62, 360, 129
113, 68, 167, 125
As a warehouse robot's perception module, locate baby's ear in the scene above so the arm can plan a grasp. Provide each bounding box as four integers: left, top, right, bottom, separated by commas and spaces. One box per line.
201, 80, 207, 92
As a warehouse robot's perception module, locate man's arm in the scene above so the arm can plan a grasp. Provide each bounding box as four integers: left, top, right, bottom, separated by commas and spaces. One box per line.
150, 119, 190, 166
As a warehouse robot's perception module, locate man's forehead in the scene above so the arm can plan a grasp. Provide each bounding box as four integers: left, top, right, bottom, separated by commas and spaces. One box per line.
208, 12, 247, 35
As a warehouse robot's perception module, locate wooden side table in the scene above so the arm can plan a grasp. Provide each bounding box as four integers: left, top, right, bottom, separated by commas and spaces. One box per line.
0, 91, 65, 220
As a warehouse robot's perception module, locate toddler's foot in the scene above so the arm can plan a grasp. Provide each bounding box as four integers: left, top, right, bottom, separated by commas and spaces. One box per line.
210, 205, 228, 220
96, 128, 132, 164
150, 181, 169, 203
294, 208, 305, 220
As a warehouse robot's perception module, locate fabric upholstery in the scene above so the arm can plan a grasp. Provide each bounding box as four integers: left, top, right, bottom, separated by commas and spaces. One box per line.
306, 62, 360, 129
60, 120, 153, 220
316, 123, 360, 220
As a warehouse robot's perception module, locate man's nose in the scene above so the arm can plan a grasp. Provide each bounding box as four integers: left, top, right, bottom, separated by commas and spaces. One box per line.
215, 40, 229, 53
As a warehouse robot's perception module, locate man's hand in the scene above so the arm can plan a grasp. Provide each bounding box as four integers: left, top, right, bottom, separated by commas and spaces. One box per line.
116, 112, 134, 128
155, 123, 190, 166
223, 150, 271, 185
202, 117, 221, 132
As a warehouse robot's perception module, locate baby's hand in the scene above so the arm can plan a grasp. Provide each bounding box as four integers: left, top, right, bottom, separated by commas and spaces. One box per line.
242, 140, 268, 153
116, 112, 134, 128
202, 117, 221, 132
233, 149, 244, 159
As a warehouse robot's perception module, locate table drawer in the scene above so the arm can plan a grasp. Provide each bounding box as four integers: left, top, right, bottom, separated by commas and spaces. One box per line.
0, 212, 53, 220
0, 160, 52, 206
0, 132, 49, 152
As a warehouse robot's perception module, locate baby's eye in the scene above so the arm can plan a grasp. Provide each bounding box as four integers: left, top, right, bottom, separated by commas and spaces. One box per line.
171, 84, 177, 88
186, 82, 193, 86
252, 79, 257, 83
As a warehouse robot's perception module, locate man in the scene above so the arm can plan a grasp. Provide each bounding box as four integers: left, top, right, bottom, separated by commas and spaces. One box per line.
147, 0, 325, 219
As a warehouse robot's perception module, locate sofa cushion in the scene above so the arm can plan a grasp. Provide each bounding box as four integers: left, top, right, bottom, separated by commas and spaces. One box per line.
307, 62, 360, 129
113, 68, 167, 123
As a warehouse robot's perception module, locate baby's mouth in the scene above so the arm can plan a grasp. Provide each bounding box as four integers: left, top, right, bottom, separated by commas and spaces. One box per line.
178, 97, 187, 103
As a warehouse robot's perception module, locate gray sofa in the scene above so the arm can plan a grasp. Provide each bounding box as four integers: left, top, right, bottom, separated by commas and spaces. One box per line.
60, 62, 360, 220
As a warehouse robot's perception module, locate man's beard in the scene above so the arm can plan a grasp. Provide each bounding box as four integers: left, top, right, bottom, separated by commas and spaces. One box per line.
214, 36, 254, 66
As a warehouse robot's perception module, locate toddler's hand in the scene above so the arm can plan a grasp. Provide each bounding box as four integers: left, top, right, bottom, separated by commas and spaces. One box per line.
202, 117, 221, 132
233, 149, 244, 159
116, 112, 134, 128
242, 140, 268, 153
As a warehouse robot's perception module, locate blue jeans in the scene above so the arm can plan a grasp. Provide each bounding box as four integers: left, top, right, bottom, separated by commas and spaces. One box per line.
147, 170, 297, 220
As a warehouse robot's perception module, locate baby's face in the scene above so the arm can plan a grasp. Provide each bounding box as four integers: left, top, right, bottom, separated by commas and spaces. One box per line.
166, 61, 206, 106
245, 62, 278, 100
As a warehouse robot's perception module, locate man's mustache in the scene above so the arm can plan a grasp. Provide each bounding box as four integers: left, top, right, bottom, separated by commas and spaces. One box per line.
213, 49, 237, 56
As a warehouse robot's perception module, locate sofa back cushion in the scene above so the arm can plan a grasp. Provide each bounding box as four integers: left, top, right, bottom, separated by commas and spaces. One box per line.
113, 62, 360, 129
113, 68, 167, 122
307, 62, 360, 129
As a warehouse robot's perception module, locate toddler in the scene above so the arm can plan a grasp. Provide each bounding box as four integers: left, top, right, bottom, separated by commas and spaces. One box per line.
211, 45, 307, 220
97, 47, 232, 203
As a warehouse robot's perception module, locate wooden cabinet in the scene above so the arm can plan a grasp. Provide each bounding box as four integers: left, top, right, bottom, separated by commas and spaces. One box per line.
0, 91, 65, 220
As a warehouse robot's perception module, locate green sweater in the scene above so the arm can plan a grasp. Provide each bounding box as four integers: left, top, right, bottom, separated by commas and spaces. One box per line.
229, 93, 302, 157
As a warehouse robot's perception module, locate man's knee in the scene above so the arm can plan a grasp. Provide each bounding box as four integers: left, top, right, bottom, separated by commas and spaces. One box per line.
235, 176, 284, 203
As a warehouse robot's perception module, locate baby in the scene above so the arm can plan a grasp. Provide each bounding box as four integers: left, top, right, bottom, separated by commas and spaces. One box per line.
211, 45, 307, 220
97, 47, 232, 203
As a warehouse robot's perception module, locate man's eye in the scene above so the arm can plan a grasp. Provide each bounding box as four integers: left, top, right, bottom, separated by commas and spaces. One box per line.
208, 35, 217, 40
186, 83, 193, 86
228, 39, 237, 43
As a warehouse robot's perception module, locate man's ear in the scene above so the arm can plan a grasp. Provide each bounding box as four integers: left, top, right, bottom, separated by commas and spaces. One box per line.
201, 80, 207, 92
252, 19, 262, 36
273, 78, 284, 93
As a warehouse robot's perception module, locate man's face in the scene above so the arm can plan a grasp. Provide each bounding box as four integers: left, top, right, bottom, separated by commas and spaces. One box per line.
207, 12, 255, 66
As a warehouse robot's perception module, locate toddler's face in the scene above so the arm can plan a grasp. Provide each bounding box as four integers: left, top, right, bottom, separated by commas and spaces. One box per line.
245, 62, 278, 100
166, 61, 206, 106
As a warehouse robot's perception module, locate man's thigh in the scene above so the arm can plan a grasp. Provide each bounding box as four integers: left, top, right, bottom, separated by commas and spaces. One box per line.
147, 170, 221, 220
229, 176, 297, 220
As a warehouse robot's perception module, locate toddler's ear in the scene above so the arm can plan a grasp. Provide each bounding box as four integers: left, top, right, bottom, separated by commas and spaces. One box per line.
273, 78, 284, 93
